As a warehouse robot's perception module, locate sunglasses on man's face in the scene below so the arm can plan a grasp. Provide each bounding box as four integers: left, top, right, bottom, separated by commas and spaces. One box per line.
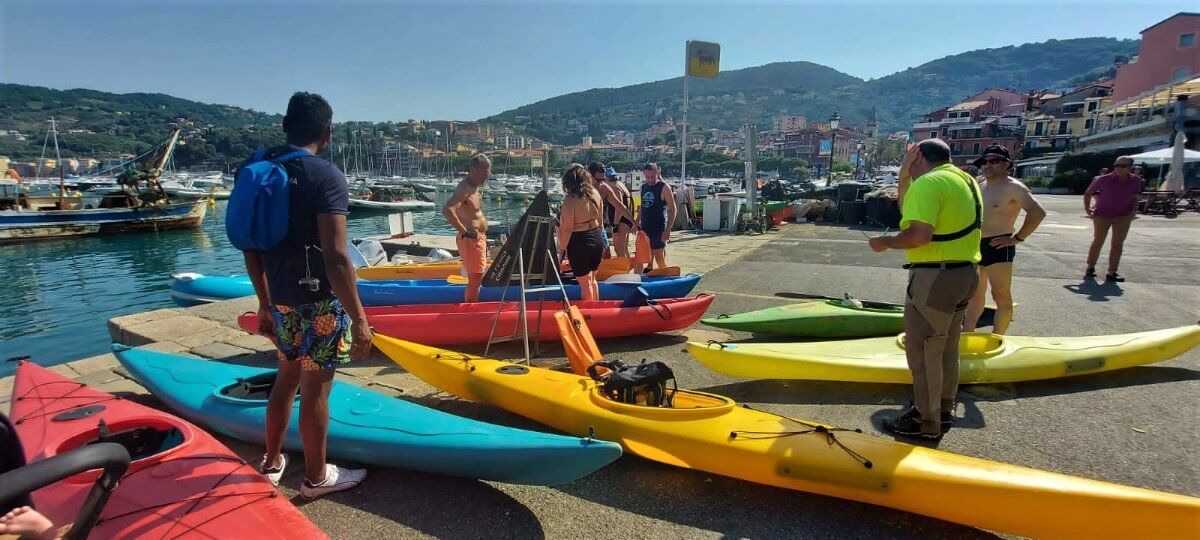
980, 158, 1007, 165
1115, 163, 1132, 168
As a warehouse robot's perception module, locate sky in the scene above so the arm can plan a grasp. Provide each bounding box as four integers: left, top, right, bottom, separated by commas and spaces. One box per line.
0, 0, 1185, 122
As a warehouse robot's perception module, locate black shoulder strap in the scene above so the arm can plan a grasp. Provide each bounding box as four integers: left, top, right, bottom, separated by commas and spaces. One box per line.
930, 172, 981, 242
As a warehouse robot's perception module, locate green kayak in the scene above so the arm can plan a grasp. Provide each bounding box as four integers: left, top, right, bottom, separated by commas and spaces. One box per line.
702, 296, 1001, 338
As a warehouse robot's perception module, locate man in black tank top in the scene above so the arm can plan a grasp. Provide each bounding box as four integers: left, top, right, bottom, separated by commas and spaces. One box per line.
636, 162, 675, 273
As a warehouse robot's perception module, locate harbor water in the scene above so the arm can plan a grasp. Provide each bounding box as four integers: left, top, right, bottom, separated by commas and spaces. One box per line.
0, 194, 532, 375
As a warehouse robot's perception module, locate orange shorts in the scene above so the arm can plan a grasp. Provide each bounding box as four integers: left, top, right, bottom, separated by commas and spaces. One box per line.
456, 233, 488, 274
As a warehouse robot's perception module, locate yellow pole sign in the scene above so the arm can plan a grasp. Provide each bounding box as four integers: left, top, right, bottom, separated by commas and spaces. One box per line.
686, 41, 720, 79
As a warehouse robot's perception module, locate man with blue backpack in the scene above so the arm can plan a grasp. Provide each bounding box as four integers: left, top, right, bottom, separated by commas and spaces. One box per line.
227, 92, 370, 498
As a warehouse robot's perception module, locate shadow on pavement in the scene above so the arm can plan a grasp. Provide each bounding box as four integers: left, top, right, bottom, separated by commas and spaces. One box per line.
553, 454, 995, 539
1062, 280, 1124, 301
288, 469, 546, 539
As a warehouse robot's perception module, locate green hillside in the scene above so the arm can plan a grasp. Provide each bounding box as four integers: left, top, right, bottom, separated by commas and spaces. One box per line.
487, 37, 1139, 143
0, 84, 282, 167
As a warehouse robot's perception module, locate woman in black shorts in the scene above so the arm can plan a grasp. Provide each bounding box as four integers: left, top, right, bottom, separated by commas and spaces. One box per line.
557, 164, 605, 301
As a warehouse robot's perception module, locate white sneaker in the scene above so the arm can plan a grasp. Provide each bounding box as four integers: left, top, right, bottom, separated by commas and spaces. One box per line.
300, 464, 366, 499
258, 453, 287, 487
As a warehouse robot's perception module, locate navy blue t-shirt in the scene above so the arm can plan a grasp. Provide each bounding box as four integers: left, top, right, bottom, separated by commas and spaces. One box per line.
247, 146, 349, 306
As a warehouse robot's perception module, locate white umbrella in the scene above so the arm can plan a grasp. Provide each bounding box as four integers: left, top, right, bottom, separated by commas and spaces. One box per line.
1128, 146, 1200, 165
1159, 132, 1188, 194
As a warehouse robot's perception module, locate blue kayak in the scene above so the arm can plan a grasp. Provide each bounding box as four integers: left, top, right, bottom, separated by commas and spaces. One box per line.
113, 346, 622, 485
358, 274, 702, 306
169, 273, 253, 306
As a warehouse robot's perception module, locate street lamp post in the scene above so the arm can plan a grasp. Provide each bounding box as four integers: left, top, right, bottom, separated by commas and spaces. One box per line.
826, 111, 840, 186
854, 141, 864, 180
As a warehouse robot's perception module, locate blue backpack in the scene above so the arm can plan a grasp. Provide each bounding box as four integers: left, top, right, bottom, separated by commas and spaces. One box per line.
226, 149, 309, 251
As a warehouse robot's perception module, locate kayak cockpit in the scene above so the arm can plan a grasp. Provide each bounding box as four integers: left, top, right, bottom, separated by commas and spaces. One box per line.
588, 387, 735, 420
898, 332, 1006, 359
215, 373, 300, 403
816, 299, 903, 314
53, 416, 187, 478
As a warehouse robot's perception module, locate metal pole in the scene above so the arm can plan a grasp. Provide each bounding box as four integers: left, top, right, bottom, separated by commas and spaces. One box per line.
827, 131, 836, 187
681, 41, 689, 184
744, 124, 757, 214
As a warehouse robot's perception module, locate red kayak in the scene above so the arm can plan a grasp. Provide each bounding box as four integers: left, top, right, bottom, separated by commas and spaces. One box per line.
10, 361, 326, 539
239, 295, 715, 346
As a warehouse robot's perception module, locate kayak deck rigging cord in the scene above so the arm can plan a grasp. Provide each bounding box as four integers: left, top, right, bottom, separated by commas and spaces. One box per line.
730, 405, 873, 469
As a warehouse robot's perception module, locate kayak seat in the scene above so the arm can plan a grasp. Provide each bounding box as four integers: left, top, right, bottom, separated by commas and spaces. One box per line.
91, 425, 183, 461
224, 374, 278, 400
54, 419, 185, 463
555, 306, 603, 376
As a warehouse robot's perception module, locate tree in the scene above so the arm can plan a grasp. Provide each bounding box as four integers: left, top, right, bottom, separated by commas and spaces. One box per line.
832, 160, 853, 173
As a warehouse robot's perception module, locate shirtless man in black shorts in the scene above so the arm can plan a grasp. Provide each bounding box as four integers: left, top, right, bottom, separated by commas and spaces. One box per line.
588, 164, 636, 260
964, 145, 1046, 334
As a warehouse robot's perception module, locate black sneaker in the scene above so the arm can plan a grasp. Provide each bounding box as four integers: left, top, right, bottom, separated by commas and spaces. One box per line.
1105, 272, 1125, 282
909, 401, 953, 428
1084, 267, 1097, 279
883, 407, 940, 440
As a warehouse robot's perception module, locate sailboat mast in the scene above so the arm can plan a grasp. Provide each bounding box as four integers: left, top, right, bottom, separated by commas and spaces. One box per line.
148, 126, 182, 203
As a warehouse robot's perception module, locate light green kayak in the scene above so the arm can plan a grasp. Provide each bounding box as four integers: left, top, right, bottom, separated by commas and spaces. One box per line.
702, 297, 1002, 338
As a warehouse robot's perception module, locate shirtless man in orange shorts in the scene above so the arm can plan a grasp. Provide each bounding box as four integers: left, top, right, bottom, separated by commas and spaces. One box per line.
443, 154, 491, 302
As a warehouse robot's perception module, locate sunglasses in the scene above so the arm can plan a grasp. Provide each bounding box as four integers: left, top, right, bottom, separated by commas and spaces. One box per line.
979, 158, 1007, 165
1114, 163, 1132, 168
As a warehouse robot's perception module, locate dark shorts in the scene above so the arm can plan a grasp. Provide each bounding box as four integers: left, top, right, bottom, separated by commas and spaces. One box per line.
567, 227, 605, 276
271, 298, 352, 371
641, 220, 666, 250
980, 235, 1016, 267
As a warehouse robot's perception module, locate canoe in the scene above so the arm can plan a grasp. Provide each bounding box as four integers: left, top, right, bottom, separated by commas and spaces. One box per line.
701, 297, 1002, 338
358, 274, 701, 306
238, 295, 714, 345
373, 336, 1200, 539
113, 346, 621, 485
168, 272, 253, 306
10, 360, 326, 539
685, 324, 1200, 384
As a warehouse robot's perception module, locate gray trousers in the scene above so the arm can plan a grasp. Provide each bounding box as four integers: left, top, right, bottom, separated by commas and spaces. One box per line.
904, 265, 979, 435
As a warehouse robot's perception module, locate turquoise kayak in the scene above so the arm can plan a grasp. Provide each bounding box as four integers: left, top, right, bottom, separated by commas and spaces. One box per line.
113, 346, 622, 485
169, 273, 253, 306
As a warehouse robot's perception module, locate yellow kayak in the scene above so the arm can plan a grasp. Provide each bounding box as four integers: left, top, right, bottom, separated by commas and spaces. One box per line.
356, 257, 638, 281
687, 325, 1200, 384
374, 335, 1200, 538
356, 261, 464, 281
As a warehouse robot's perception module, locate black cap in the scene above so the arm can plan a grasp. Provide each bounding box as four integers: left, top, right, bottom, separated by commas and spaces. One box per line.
973, 145, 1012, 168
587, 162, 605, 175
